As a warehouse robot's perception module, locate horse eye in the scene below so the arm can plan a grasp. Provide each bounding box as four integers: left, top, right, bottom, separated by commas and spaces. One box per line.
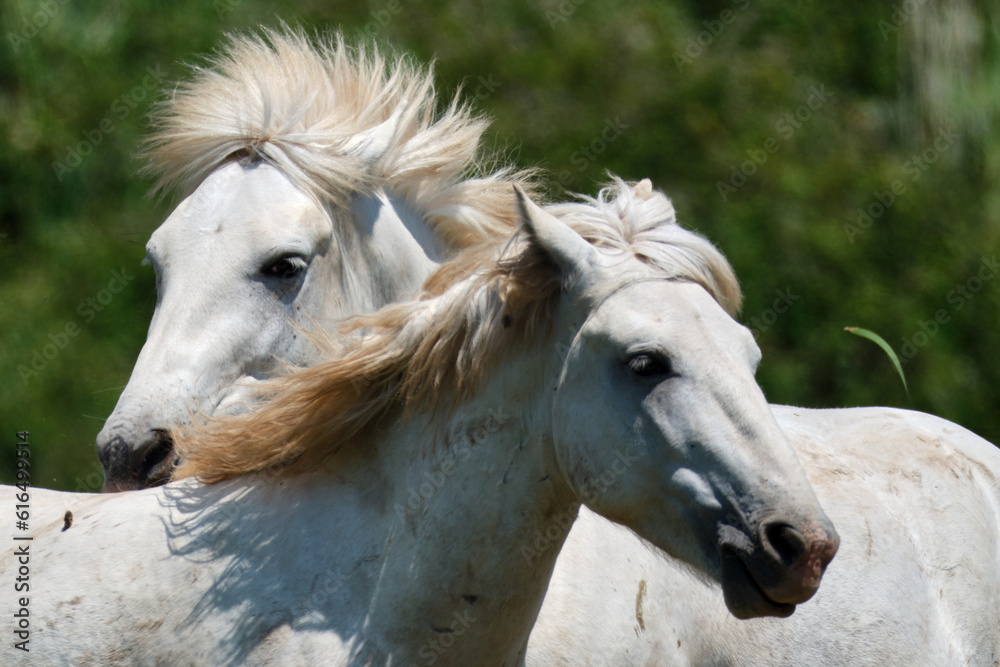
627, 353, 673, 379
262, 256, 307, 279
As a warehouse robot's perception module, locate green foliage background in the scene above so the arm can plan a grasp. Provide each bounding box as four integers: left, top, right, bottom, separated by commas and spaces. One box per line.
2, 0, 999, 490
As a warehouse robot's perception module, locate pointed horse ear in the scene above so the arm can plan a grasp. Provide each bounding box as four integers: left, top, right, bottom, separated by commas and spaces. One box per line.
343, 102, 408, 161
513, 185, 599, 284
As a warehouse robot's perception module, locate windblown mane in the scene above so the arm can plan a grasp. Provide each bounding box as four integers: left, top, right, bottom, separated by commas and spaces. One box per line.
143, 27, 534, 246
547, 177, 742, 315
173, 177, 742, 483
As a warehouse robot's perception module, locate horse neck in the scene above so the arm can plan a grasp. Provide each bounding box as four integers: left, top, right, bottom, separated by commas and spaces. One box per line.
350, 338, 579, 661
162, 326, 579, 661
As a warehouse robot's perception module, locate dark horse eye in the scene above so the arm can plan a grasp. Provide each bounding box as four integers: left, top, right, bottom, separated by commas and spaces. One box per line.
627, 353, 673, 379
263, 256, 307, 279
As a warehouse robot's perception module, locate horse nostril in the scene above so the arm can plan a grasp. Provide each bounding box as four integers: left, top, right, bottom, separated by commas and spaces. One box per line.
137, 430, 176, 486
763, 521, 807, 567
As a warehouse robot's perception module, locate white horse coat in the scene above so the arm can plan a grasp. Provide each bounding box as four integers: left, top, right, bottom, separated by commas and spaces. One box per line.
530, 405, 1000, 665
0, 189, 837, 665
85, 29, 998, 664
96, 29, 529, 490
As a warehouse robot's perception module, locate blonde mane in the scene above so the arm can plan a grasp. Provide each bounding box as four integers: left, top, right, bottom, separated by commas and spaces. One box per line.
143, 27, 534, 246
173, 178, 743, 483
547, 177, 742, 315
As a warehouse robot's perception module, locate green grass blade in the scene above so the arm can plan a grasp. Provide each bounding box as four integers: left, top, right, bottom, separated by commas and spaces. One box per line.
844, 327, 910, 399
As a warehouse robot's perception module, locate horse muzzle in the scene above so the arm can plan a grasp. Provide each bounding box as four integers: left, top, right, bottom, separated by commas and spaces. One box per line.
719, 518, 839, 619
98, 431, 178, 492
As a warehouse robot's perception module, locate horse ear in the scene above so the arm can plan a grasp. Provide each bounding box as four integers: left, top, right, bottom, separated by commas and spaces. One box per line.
343, 102, 407, 161
513, 185, 598, 282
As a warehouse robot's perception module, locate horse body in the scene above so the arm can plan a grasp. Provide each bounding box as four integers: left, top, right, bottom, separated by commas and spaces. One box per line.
18, 407, 561, 665
529, 405, 1000, 665
1, 193, 837, 664
14, 476, 398, 664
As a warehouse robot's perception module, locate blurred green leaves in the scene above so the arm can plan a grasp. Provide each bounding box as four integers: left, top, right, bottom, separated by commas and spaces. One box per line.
2, 0, 999, 488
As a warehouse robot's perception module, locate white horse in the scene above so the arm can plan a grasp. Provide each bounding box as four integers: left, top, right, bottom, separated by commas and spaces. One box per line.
97, 29, 532, 490
0, 188, 838, 665
90, 30, 999, 663
501, 187, 997, 665
530, 405, 1000, 665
